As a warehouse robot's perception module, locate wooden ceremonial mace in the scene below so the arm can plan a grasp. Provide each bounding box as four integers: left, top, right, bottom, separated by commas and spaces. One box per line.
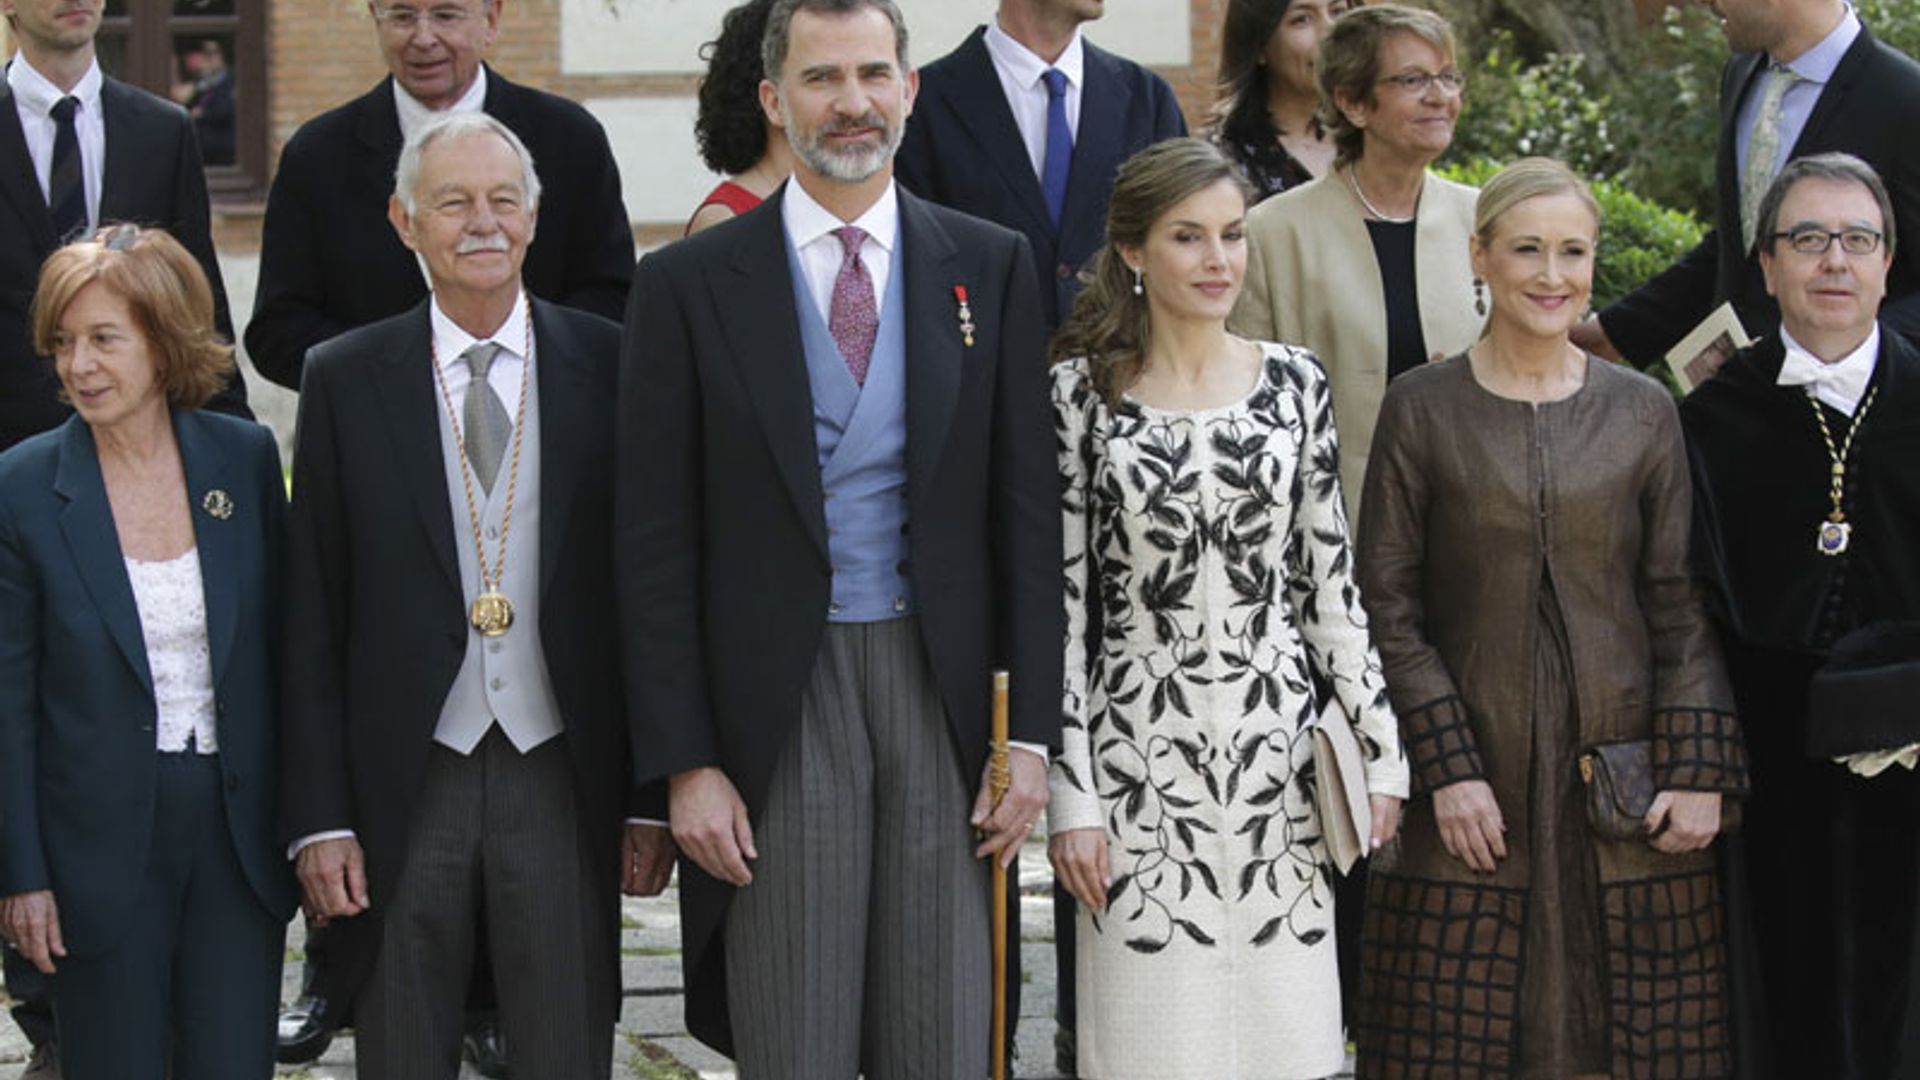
989, 670, 1012, 1080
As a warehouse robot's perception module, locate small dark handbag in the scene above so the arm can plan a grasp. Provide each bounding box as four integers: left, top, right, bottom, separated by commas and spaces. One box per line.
1579, 740, 1741, 841
1578, 741, 1656, 842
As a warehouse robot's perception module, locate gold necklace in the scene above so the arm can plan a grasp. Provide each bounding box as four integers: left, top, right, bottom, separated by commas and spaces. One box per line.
1805, 384, 1876, 557
429, 313, 533, 636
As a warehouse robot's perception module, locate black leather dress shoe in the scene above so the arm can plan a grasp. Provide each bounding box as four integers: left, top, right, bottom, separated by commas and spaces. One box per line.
275, 993, 336, 1065
463, 1014, 509, 1079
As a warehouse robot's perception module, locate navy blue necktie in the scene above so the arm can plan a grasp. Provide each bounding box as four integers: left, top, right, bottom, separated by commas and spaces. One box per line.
1040, 68, 1072, 229
48, 96, 86, 243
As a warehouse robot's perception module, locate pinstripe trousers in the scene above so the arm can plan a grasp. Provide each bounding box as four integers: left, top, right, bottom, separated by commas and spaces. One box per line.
355, 730, 619, 1080
725, 617, 992, 1080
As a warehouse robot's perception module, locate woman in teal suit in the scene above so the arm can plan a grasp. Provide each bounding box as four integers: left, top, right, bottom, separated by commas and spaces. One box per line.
0, 225, 295, 1079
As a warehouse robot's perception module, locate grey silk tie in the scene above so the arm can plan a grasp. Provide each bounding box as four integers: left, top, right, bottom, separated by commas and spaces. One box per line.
461, 342, 511, 493
1740, 64, 1802, 250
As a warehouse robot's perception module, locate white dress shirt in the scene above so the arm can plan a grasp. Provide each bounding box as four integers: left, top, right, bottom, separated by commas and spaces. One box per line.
983, 18, 1085, 182
782, 176, 898, 321
430, 286, 531, 411
1777, 322, 1879, 415
394, 63, 488, 142
7, 55, 105, 232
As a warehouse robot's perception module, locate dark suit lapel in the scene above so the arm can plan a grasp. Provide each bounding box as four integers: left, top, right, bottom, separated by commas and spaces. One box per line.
1717, 52, 1766, 232
898, 191, 964, 504
0, 78, 58, 254
1059, 43, 1128, 251
96, 79, 141, 224
174, 410, 239, 686
372, 306, 463, 594
534, 300, 586, 595
722, 194, 830, 560
51, 418, 151, 692
354, 75, 406, 157
1793, 29, 1873, 157
941, 30, 1054, 238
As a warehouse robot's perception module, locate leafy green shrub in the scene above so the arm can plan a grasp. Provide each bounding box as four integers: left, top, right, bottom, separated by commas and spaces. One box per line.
1435, 157, 1706, 311
1446, 32, 1619, 183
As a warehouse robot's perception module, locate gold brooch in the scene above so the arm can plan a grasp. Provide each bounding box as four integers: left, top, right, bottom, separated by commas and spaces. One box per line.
201, 489, 234, 520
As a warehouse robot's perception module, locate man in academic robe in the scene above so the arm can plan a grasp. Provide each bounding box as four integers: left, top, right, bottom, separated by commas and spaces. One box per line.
1682, 152, 1920, 1080
281, 111, 672, 1080
616, 0, 1062, 1074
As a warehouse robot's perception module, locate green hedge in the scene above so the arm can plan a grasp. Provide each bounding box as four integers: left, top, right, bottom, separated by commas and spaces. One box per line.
1434, 158, 1706, 312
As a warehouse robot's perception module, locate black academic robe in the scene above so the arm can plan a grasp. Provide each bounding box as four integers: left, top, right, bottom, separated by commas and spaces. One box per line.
1681, 329, 1920, 1080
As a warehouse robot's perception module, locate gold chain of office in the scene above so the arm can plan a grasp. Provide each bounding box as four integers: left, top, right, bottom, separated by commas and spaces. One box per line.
428, 319, 532, 636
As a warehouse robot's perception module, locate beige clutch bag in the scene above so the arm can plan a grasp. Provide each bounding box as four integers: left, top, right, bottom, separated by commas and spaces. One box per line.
1313, 700, 1372, 874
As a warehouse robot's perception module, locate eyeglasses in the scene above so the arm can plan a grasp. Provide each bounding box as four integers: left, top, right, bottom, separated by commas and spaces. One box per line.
1377, 69, 1466, 97
1771, 226, 1884, 256
373, 4, 473, 32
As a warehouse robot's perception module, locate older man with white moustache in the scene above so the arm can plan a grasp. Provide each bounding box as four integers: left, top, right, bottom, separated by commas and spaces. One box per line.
280, 112, 672, 1080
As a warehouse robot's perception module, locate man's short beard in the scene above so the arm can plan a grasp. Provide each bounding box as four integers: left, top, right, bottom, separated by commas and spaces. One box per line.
780, 90, 902, 183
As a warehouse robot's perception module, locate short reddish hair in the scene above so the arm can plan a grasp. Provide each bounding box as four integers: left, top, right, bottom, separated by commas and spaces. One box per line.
31, 224, 234, 409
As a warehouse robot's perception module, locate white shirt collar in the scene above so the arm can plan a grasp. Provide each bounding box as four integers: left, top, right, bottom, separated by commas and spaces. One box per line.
1778, 321, 1879, 415
984, 17, 1085, 91
781, 176, 898, 255
394, 64, 489, 142
7, 54, 104, 118
430, 287, 531, 369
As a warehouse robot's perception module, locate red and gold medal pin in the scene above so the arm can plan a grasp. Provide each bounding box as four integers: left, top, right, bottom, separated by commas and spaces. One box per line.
953, 284, 976, 347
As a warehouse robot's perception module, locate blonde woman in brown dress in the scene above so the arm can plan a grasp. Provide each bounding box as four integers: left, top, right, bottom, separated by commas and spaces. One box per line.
1352, 158, 1748, 1080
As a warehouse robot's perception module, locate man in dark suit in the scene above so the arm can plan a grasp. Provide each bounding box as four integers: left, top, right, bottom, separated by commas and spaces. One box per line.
1575, 0, 1920, 364
244, 0, 633, 392
1, 0, 248, 456
896, 0, 1186, 333
281, 112, 672, 1080
618, 0, 1061, 1074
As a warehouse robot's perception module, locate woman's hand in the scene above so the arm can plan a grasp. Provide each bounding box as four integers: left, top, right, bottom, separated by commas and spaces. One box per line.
1645, 790, 1722, 853
1048, 827, 1111, 914
0, 891, 64, 975
1432, 779, 1507, 873
1368, 794, 1404, 852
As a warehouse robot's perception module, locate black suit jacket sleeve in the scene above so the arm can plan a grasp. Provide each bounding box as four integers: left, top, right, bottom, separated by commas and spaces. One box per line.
992, 236, 1066, 746
246, 136, 355, 392
1599, 230, 1721, 365
615, 248, 720, 782
279, 355, 356, 842
544, 117, 634, 324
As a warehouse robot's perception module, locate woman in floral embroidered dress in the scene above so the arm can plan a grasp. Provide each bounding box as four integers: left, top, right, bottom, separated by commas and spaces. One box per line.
1047, 136, 1409, 1080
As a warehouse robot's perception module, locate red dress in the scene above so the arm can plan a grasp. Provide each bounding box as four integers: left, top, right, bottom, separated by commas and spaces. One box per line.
685, 180, 763, 235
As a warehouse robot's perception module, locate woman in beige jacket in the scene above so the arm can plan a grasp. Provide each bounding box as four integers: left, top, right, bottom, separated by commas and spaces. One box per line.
1229, 3, 1480, 522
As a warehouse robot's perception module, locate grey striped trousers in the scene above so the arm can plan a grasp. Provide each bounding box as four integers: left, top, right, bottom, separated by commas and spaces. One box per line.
356, 729, 619, 1080
726, 617, 992, 1079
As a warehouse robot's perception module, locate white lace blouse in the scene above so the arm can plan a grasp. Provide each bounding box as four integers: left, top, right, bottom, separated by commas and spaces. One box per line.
124, 549, 219, 754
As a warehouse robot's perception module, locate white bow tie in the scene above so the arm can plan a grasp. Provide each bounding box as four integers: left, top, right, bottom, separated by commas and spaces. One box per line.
1778, 345, 1873, 414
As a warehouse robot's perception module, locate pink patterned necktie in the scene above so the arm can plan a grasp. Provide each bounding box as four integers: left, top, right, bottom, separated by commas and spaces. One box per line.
829, 225, 878, 386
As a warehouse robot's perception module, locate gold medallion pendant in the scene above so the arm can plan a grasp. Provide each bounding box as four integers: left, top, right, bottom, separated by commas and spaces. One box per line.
469, 591, 515, 637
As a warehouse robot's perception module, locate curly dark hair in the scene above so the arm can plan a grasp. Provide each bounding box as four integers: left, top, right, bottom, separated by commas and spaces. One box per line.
695, 0, 775, 175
